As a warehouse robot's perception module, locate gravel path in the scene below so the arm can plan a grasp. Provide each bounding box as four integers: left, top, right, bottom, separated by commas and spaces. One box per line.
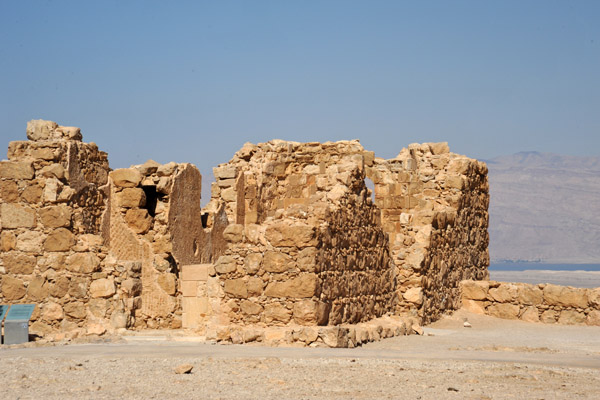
2, 310, 599, 399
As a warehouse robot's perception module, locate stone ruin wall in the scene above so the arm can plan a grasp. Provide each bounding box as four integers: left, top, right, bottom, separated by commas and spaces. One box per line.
367, 142, 489, 324
196, 140, 396, 336
1, 119, 493, 346
461, 280, 600, 326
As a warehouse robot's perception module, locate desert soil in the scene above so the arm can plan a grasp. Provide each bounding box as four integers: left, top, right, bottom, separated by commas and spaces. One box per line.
1, 309, 599, 400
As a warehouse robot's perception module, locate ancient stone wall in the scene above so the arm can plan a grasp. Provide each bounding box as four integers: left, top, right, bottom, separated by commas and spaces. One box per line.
199, 140, 397, 332
461, 280, 600, 326
367, 143, 489, 323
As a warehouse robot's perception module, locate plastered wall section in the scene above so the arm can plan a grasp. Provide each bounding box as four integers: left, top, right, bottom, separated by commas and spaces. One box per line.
461, 280, 600, 325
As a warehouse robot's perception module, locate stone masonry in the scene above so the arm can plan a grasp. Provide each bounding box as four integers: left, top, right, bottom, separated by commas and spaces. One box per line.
2, 119, 491, 347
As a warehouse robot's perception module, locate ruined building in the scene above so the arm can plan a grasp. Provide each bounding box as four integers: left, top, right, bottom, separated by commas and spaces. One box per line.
0, 120, 489, 347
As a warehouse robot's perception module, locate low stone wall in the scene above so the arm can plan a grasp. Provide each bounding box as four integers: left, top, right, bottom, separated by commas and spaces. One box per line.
461, 280, 600, 325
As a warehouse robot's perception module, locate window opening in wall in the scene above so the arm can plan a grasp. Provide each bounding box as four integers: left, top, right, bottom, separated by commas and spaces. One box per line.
142, 185, 159, 217
201, 212, 209, 229
364, 177, 376, 203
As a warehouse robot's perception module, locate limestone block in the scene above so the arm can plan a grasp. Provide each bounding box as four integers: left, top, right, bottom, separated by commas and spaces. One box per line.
294, 327, 319, 344
182, 264, 211, 281
63, 301, 87, 319
224, 278, 248, 298
39, 205, 72, 228
540, 310, 558, 324
138, 159, 161, 175
1, 203, 36, 228
240, 300, 263, 316
0, 180, 19, 202
403, 287, 423, 305
246, 277, 264, 297
244, 253, 262, 275
44, 228, 75, 252
516, 284, 543, 305
543, 284, 588, 308
263, 251, 293, 273
87, 324, 107, 336
487, 303, 520, 320
26, 119, 59, 140
519, 306, 540, 323
0, 161, 34, 180
88, 298, 109, 318
220, 187, 236, 202
0, 231, 17, 251
1, 275, 26, 300
489, 284, 517, 303
461, 299, 486, 315
69, 279, 89, 298
65, 252, 100, 273
297, 247, 317, 272
156, 161, 178, 176
587, 310, 600, 326
319, 327, 349, 348
157, 176, 171, 194
215, 256, 237, 274
265, 221, 317, 248
428, 142, 450, 155
222, 224, 244, 243
264, 274, 319, 298
181, 280, 198, 297
122, 278, 142, 296
41, 302, 64, 321
588, 288, 600, 307
213, 166, 237, 180
21, 181, 43, 203
16, 230, 45, 253
558, 310, 586, 325
293, 299, 319, 325
90, 279, 116, 298
460, 280, 489, 300
49, 276, 70, 298
27, 275, 49, 301
110, 168, 142, 188
116, 188, 146, 208
124, 208, 152, 234
39, 164, 65, 179
111, 311, 129, 329
264, 303, 292, 324
158, 273, 177, 295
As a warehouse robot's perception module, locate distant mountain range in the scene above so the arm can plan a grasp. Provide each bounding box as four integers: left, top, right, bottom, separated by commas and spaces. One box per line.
486, 152, 600, 264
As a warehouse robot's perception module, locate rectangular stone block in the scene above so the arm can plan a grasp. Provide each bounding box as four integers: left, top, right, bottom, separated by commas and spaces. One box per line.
182, 297, 211, 329
0, 161, 34, 180
181, 281, 199, 297
181, 264, 211, 282
1, 203, 36, 228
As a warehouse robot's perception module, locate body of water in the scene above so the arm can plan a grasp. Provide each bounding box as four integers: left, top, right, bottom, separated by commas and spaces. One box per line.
489, 262, 600, 272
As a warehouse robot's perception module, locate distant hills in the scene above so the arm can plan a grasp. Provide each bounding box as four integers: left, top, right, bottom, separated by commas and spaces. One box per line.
486, 151, 600, 264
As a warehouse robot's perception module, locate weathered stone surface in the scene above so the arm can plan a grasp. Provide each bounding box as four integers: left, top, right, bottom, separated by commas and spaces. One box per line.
265, 222, 317, 248
49, 276, 70, 298
116, 188, 146, 208
0, 160, 34, 179
224, 278, 248, 299
138, 159, 160, 175
517, 284, 543, 305
1, 275, 26, 300
246, 277, 264, 297
41, 302, 64, 321
0, 180, 19, 202
587, 310, 600, 326
16, 230, 45, 253
124, 208, 152, 234
588, 288, 600, 308
263, 251, 293, 273
121, 278, 142, 296
65, 252, 100, 273
39, 205, 72, 228
174, 364, 193, 374
90, 279, 116, 298
244, 253, 262, 275
63, 301, 86, 319
293, 299, 319, 325
27, 275, 48, 301
264, 303, 292, 324
519, 306, 540, 323
558, 309, 586, 325
264, 274, 319, 298
26, 119, 59, 140
1, 203, 36, 228
0, 231, 17, 252
489, 284, 517, 303
44, 228, 75, 252
222, 224, 244, 243
240, 300, 263, 315
2, 252, 37, 275
543, 284, 588, 308
461, 299, 486, 314
487, 303, 520, 320
540, 310, 558, 324
21, 181, 43, 203
110, 168, 142, 188
158, 273, 177, 295
403, 287, 423, 305
215, 256, 237, 274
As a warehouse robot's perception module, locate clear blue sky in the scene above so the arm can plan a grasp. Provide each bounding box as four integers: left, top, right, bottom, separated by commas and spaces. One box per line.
1, 1, 599, 198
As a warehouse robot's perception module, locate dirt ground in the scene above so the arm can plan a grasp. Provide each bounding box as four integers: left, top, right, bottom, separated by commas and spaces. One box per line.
1, 309, 599, 400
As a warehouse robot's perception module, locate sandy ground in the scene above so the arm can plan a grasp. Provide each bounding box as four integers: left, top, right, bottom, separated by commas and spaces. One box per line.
1, 309, 599, 400
490, 270, 600, 289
